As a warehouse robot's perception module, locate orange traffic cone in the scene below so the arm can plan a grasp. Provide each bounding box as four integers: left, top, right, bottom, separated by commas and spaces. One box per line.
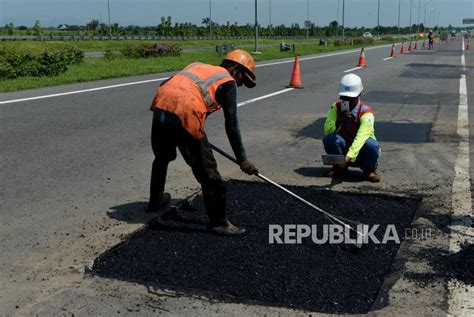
389, 44, 397, 57
422, 40, 426, 48
414, 41, 419, 50
357, 48, 367, 67
287, 55, 303, 89
467, 41, 471, 50
408, 42, 413, 53
400, 43, 406, 54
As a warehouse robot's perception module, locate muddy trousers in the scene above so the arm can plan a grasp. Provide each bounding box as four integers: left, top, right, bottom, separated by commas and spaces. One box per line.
150, 119, 228, 226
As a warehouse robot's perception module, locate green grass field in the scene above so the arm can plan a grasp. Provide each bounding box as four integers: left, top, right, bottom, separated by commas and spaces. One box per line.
0, 39, 397, 93
0, 38, 326, 53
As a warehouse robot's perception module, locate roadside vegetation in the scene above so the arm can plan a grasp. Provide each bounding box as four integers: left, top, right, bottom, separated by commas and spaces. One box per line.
2, 15, 461, 92
0, 37, 408, 93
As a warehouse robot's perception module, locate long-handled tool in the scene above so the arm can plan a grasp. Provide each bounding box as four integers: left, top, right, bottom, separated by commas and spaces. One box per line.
210, 143, 366, 249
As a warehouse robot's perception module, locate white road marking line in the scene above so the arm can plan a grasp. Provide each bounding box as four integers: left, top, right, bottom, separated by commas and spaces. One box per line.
447, 53, 474, 316
0, 77, 170, 105
343, 66, 363, 73
237, 88, 295, 108
383, 57, 394, 61
0, 43, 397, 105
257, 48, 362, 67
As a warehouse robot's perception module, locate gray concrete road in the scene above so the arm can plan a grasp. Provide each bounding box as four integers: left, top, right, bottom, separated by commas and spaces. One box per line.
1, 39, 472, 316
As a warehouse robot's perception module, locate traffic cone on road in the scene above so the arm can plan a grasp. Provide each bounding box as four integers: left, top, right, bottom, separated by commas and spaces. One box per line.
400, 43, 406, 54
414, 41, 419, 50
357, 48, 367, 67
467, 41, 472, 50
408, 42, 413, 53
422, 40, 426, 48
389, 44, 397, 57
287, 55, 304, 89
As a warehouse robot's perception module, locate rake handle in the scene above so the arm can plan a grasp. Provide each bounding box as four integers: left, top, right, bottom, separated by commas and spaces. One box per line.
209, 143, 357, 231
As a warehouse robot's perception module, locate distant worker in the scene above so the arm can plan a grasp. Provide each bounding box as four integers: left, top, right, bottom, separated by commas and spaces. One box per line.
148, 49, 258, 236
322, 74, 381, 182
428, 30, 435, 50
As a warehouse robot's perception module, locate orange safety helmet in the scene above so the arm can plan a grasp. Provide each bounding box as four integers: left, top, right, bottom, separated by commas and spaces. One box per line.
223, 49, 256, 88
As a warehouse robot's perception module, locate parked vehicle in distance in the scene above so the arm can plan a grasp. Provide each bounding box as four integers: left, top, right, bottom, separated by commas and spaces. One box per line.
363, 32, 373, 39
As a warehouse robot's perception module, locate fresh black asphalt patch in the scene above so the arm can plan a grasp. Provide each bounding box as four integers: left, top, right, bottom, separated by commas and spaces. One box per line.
92, 180, 420, 314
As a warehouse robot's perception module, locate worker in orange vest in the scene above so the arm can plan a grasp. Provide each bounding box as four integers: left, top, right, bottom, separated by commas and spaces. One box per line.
428, 30, 435, 50
148, 50, 258, 236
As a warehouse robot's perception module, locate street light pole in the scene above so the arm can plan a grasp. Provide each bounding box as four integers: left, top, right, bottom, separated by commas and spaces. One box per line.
409, 0, 413, 35
342, 0, 345, 40
417, 0, 421, 33
209, 0, 212, 37
423, 3, 427, 31
306, 0, 309, 44
254, 0, 260, 53
107, 0, 111, 37
336, 0, 340, 37
269, 0, 272, 36
429, 9, 433, 28
398, 0, 401, 36
377, 0, 381, 40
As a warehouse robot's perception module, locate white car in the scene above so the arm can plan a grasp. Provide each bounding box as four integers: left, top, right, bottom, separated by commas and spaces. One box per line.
363, 32, 373, 39
362, 32, 372, 39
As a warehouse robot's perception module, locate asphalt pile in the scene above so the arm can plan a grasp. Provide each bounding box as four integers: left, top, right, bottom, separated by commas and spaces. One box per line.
92, 180, 419, 313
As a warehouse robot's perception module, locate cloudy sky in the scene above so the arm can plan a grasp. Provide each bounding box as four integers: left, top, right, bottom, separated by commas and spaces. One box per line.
1, 0, 473, 28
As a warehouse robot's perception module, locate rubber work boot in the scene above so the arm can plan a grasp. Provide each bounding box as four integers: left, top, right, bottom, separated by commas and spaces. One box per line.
146, 193, 171, 213
208, 220, 246, 236
203, 182, 245, 236
364, 171, 381, 183
148, 159, 171, 212
325, 165, 348, 178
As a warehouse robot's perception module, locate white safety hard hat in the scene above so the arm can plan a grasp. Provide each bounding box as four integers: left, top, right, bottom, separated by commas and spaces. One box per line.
338, 73, 363, 98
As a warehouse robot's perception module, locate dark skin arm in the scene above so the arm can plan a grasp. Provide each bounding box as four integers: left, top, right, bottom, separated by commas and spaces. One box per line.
215, 81, 258, 175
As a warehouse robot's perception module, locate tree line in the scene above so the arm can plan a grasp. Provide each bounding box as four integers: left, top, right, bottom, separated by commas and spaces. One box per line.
1, 17, 462, 38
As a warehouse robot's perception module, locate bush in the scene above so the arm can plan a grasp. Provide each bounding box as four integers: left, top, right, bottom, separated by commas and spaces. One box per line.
0, 47, 84, 79
353, 38, 374, 45
334, 38, 374, 46
104, 49, 118, 60
334, 39, 352, 46
121, 43, 182, 58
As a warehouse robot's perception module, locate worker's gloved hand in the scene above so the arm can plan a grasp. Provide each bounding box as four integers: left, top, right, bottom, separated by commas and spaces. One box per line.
240, 160, 259, 175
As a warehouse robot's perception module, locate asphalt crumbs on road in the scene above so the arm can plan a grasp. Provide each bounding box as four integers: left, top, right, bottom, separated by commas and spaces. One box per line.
92, 180, 420, 314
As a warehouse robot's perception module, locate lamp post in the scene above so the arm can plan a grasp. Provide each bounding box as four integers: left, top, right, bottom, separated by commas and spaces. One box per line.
342, 0, 345, 40
107, 0, 111, 37
253, 0, 260, 54
269, 0, 272, 36
409, 0, 413, 35
398, 0, 401, 36
423, 3, 428, 31
417, 0, 421, 33
377, 0, 381, 40
429, 9, 434, 28
336, 0, 340, 37
306, 0, 309, 44
209, 0, 212, 37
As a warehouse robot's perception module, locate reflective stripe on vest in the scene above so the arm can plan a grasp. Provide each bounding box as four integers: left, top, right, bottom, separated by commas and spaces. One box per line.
179, 69, 232, 111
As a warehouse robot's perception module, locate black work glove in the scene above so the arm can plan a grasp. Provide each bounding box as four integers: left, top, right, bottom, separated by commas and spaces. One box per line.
240, 160, 259, 175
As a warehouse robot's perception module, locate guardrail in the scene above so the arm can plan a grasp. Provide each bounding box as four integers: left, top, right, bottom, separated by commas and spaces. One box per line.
0, 35, 314, 41
0, 34, 418, 42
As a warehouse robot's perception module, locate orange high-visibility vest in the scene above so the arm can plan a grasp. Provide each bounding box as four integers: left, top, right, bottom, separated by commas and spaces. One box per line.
150, 62, 235, 139
335, 100, 374, 141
